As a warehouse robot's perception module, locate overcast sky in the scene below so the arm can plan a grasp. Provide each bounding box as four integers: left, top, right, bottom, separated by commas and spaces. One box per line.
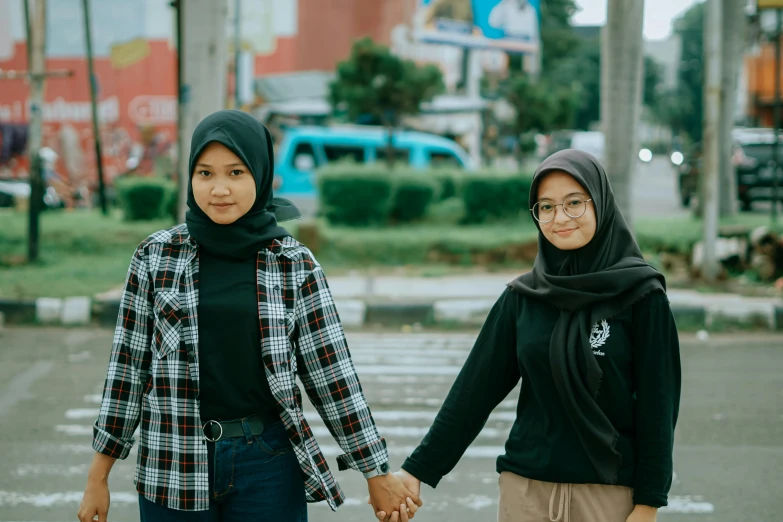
572, 0, 703, 40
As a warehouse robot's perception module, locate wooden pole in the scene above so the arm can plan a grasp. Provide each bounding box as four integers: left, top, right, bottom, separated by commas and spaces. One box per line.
81, 0, 109, 215
702, 0, 723, 281
26, 0, 46, 262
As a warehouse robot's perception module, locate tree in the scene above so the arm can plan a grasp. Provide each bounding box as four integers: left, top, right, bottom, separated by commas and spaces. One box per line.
505, 1, 603, 132
544, 35, 602, 130
601, 0, 646, 226
329, 37, 445, 167
499, 72, 579, 162
673, 1, 706, 144
540, 0, 580, 72
643, 56, 664, 108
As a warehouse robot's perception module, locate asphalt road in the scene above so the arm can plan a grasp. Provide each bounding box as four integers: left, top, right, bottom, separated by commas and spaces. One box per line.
634, 157, 689, 219
0, 327, 781, 521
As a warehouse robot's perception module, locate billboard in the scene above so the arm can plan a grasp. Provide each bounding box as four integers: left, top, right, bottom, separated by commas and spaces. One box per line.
415, 0, 540, 54
758, 0, 783, 9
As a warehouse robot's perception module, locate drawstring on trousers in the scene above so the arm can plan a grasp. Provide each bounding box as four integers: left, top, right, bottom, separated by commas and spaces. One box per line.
548, 482, 572, 522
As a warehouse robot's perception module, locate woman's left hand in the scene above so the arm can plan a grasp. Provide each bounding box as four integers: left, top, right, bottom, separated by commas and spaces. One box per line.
626, 505, 658, 522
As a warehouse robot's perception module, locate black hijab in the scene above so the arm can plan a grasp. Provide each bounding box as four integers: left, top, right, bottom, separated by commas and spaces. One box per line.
508, 149, 666, 484
185, 110, 300, 260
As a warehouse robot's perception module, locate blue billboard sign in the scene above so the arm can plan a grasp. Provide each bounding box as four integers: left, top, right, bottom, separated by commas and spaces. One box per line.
416, 0, 541, 53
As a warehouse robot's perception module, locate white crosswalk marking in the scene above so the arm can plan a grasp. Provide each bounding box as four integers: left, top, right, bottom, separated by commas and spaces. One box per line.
0, 491, 137, 507
4, 331, 716, 521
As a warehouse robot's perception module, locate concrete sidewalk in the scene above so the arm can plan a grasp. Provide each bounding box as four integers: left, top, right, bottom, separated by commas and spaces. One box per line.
1, 273, 782, 331
324, 273, 783, 330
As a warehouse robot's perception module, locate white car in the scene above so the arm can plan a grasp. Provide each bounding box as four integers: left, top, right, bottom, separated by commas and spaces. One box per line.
569, 131, 606, 162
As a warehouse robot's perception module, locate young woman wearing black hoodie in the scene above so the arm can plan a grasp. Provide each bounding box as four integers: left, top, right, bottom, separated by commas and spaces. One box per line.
378, 150, 681, 522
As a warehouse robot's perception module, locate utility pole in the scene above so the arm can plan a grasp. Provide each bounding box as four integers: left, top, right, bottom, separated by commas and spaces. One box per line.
703, 0, 723, 282
234, 0, 241, 109
1, 1, 72, 262
81, 0, 109, 215
772, 8, 781, 224
175, 0, 184, 212
27, 0, 47, 263
601, 0, 645, 228
177, 0, 229, 222
718, 0, 746, 217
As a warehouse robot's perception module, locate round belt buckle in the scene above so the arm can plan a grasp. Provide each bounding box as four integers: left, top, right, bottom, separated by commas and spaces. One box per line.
202, 419, 223, 442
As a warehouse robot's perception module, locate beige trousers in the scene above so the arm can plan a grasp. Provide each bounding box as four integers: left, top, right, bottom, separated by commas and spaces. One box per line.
497, 472, 634, 522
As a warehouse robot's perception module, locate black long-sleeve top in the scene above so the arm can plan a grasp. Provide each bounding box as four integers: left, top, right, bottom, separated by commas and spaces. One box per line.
402, 288, 681, 508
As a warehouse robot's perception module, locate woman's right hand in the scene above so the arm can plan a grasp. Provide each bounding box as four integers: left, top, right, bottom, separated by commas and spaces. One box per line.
375, 469, 422, 521
77, 478, 110, 522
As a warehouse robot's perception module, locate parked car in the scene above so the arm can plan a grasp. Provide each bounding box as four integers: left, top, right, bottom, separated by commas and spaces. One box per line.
547, 130, 650, 165
569, 131, 606, 163
733, 129, 783, 211
273, 125, 473, 196
678, 128, 783, 211
677, 145, 701, 208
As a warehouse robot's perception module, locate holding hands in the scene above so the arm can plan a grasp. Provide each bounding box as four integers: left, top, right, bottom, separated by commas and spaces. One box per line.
370, 469, 422, 522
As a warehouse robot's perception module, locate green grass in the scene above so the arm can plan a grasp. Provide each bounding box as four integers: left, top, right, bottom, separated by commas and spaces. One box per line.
2, 206, 782, 299
319, 220, 540, 266
0, 209, 173, 299
635, 213, 783, 255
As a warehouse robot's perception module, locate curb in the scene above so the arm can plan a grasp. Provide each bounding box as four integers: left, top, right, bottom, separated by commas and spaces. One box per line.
0, 297, 92, 327
1, 297, 782, 332
0, 299, 36, 325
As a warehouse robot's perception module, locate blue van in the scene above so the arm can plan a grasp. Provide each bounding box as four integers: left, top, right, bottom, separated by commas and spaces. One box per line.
273, 125, 473, 196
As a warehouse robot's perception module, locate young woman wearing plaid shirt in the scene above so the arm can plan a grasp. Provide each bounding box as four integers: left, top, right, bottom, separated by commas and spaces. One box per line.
77, 110, 421, 522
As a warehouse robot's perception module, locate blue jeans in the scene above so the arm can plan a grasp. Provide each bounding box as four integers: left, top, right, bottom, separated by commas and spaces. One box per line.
138, 420, 307, 521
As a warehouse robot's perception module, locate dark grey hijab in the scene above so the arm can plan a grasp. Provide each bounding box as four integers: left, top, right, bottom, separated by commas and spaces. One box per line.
185, 110, 300, 260
508, 149, 666, 484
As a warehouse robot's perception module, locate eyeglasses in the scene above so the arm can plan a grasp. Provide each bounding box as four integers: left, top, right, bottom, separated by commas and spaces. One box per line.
530, 197, 593, 224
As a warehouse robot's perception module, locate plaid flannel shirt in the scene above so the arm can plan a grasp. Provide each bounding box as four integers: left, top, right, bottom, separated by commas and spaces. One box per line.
93, 224, 388, 511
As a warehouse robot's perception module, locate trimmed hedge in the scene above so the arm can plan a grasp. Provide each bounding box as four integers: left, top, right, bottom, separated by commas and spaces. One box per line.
317, 164, 394, 226
115, 176, 177, 221
461, 171, 534, 223
317, 164, 535, 226
390, 173, 438, 223
432, 168, 462, 200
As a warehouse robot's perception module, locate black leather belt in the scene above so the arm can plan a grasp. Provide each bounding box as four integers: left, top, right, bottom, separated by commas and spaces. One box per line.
202, 411, 280, 442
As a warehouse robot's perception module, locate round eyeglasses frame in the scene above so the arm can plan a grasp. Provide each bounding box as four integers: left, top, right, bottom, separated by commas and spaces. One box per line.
530, 198, 593, 224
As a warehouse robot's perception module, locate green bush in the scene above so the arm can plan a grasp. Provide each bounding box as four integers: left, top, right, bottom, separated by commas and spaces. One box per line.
166, 188, 180, 222
317, 164, 393, 226
461, 171, 534, 223
115, 176, 176, 221
432, 169, 462, 200
391, 173, 438, 223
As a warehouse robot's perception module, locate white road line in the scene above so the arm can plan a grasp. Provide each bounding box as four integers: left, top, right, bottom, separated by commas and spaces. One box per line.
310, 425, 508, 440
15, 464, 88, 477
660, 496, 715, 514
64, 408, 98, 419
56, 425, 92, 436
350, 348, 471, 358
310, 495, 713, 514
456, 494, 497, 510
0, 361, 55, 415
362, 410, 516, 422
319, 444, 505, 458
370, 375, 453, 384
353, 365, 460, 375
44, 444, 95, 454
0, 491, 136, 507
351, 356, 459, 366
368, 398, 517, 409
83, 394, 103, 404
